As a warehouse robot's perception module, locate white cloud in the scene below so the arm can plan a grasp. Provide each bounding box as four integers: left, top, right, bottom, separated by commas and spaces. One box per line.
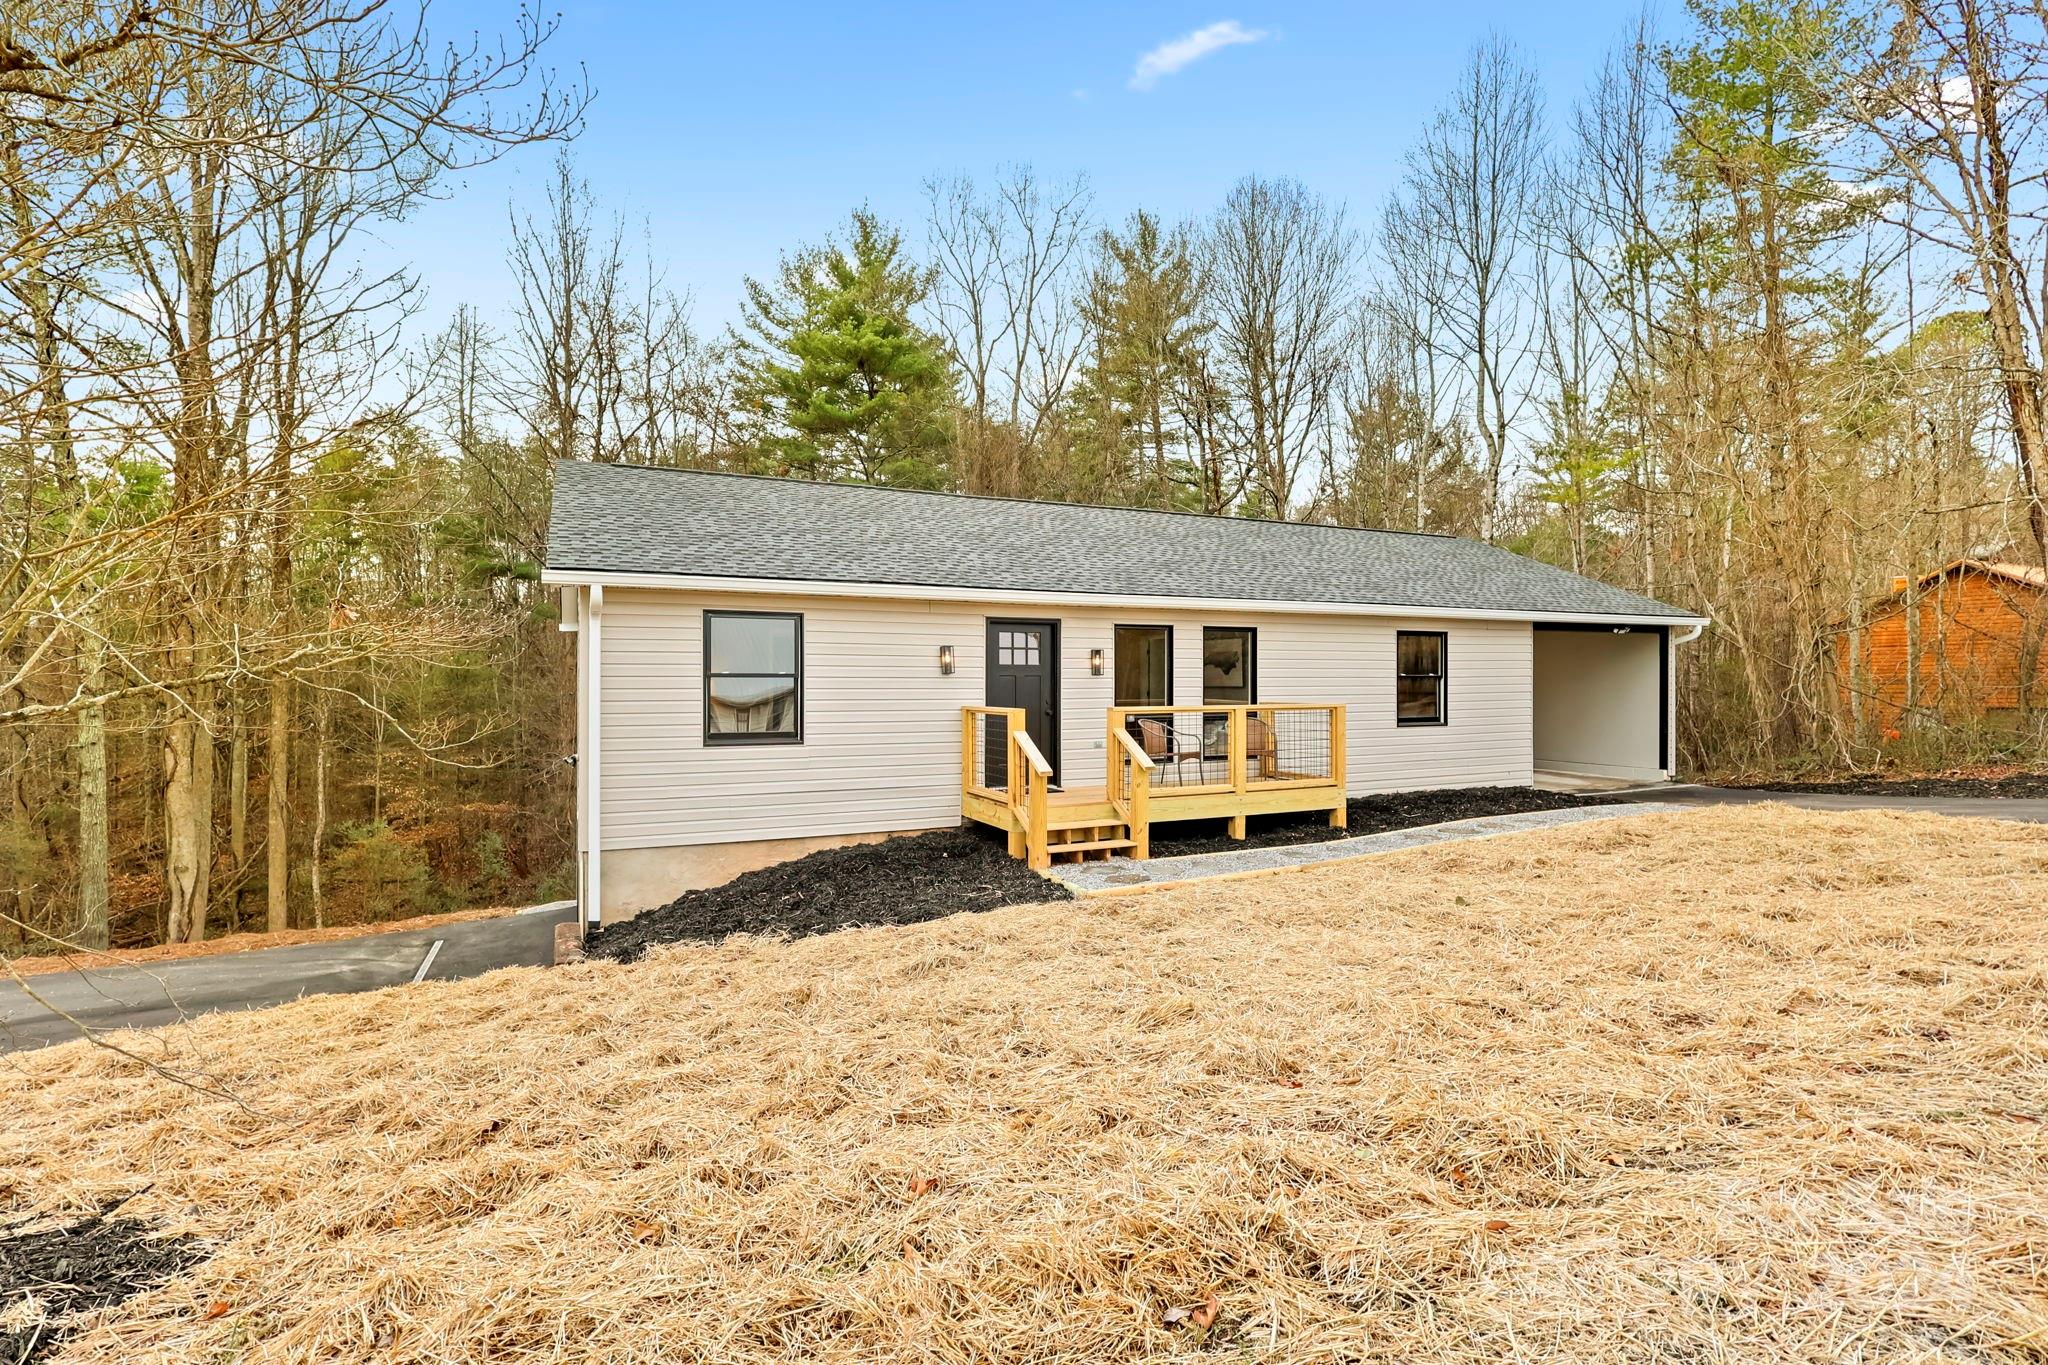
1129, 20, 1268, 92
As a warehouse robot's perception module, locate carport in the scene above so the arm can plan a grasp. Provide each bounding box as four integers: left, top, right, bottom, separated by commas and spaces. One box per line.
1533, 624, 1673, 786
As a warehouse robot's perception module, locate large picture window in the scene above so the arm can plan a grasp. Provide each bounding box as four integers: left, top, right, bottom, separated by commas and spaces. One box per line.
1202, 627, 1257, 704
704, 611, 802, 743
1396, 631, 1446, 725
1114, 625, 1172, 707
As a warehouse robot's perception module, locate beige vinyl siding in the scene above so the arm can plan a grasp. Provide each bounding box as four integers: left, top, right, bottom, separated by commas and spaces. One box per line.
598, 588, 1533, 851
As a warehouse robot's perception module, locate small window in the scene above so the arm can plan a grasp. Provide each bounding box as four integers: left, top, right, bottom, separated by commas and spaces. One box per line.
996, 629, 1041, 667
1202, 627, 1257, 704
704, 611, 802, 743
1396, 631, 1446, 725
1114, 625, 1172, 707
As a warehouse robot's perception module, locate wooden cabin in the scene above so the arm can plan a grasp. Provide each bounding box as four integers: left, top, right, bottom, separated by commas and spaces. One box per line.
1840, 559, 2047, 725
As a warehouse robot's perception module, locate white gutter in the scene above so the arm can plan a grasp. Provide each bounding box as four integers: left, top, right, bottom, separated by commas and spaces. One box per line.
538, 568, 1710, 629
1671, 622, 1705, 644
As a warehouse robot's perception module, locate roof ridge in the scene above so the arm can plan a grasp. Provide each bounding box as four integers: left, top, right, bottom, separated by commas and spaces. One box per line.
558, 459, 1466, 544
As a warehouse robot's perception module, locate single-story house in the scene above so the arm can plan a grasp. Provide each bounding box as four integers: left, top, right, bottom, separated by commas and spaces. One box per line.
544, 462, 1707, 925
1839, 557, 2047, 725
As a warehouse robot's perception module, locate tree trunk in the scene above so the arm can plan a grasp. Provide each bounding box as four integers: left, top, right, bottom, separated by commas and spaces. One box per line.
73, 630, 110, 951
311, 688, 329, 929
162, 697, 209, 944
228, 708, 247, 931
266, 676, 291, 932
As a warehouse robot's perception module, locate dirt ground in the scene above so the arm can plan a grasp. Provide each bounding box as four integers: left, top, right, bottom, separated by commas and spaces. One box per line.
2, 804, 2043, 1364
3, 904, 523, 980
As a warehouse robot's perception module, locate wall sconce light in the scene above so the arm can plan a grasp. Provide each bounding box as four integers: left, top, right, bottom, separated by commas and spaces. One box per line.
1089, 648, 1105, 675
938, 644, 955, 675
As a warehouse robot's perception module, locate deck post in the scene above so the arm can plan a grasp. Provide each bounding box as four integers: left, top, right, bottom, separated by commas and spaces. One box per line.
1328, 704, 1348, 827
1026, 772, 1049, 869
1227, 705, 1248, 839
1130, 760, 1150, 858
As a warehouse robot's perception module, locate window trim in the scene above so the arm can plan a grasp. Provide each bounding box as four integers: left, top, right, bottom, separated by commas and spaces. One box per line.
1395, 629, 1448, 727
1113, 623, 1174, 708
1201, 625, 1259, 705
702, 609, 804, 746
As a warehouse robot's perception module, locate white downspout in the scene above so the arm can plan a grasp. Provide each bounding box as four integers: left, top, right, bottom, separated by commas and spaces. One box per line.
583, 585, 604, 930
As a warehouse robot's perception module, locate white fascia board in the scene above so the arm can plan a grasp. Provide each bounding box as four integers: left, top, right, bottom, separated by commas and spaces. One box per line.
538, 567, 1711, 628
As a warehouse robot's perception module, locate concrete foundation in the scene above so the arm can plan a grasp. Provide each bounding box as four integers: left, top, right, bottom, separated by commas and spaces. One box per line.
599, 826, 950, 922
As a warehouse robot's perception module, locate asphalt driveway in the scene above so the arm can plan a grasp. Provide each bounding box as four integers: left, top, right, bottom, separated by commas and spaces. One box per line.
1611, 783, 2048, 823
0, 904, 577, 1053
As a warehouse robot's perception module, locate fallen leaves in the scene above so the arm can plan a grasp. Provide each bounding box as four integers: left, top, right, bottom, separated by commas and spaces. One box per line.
628, 1220, 664, 1244
202, 1301, 232, 1321
1164, 1293, 1220, 1332
1483, 1218, 1511, 1233
908, 1176, 940, 1198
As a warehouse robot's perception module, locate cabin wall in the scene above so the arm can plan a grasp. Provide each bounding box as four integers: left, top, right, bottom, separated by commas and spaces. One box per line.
1841, 571, 2046, 724
590, 586, 1538, 919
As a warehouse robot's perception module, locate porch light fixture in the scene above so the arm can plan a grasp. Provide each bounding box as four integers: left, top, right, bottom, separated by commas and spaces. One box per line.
938, 644, 955, 675
1089, 648, 1105, 675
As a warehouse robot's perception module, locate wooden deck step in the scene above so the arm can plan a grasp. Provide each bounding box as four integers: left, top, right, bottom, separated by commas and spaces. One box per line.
1047, 814, 1120, 832
1049, 838, 1136, 856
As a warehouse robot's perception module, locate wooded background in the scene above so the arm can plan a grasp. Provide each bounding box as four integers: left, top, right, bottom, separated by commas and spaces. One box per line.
6, 0, 2047, 952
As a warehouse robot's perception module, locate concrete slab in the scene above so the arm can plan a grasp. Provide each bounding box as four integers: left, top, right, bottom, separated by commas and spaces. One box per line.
1047, 803, 1693, 896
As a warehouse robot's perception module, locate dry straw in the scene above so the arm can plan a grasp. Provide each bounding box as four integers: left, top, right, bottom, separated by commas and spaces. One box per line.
3, 805, 2045, 1362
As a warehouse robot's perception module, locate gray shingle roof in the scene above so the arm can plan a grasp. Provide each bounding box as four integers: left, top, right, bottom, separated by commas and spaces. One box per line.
545, 462, 1702, 622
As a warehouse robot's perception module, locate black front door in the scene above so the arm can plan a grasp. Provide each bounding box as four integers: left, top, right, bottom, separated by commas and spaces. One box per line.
986, 619, 1059, 786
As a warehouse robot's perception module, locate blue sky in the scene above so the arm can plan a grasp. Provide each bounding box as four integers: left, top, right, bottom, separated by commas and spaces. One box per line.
391, 1, 1656, 337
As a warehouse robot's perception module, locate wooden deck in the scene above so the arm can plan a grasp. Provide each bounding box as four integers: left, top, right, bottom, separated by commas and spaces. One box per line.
962, 704, 1348, 869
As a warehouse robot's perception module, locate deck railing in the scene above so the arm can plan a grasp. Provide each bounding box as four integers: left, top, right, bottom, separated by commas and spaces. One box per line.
1107, 720, 1155, 859
961, 705, 1052, 868
963, 702, 1346, 862
1110, 704, 1346, 793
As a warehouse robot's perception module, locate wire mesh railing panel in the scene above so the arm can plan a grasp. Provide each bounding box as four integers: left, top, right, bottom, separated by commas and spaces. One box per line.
971, 711, 1010, 793
1247, 708, 1335, 783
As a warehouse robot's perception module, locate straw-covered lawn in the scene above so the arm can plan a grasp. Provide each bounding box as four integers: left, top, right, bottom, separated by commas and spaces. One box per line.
4, 805, 2045, 1363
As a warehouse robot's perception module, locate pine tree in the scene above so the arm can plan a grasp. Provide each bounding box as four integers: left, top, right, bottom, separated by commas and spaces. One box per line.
736, 210, 956, 486
1068, 212, 1209, 507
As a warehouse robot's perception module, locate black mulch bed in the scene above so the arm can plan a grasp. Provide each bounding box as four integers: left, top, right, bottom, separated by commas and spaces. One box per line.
2, 1199, 204, 1365
588, 827, 1072, 963
590, 786, 1620, 962
1725, 772, 2048, 799
1145, 784, 1621, 857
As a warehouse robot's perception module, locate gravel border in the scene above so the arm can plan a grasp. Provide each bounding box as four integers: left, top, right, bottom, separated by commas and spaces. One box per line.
1048, 803, 1693, 895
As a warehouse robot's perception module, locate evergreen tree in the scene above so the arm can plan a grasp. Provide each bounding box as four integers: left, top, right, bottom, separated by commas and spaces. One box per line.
735, 210, 956, 486
1068, 212, 1210, 507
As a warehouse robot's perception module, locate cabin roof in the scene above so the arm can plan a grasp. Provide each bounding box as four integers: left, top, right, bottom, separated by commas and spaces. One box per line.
545, 461, 1704, 622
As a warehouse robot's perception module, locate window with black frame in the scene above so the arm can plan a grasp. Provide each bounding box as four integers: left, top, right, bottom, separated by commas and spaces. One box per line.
1396, 630, 1446, 725
704, 611, 802, 743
